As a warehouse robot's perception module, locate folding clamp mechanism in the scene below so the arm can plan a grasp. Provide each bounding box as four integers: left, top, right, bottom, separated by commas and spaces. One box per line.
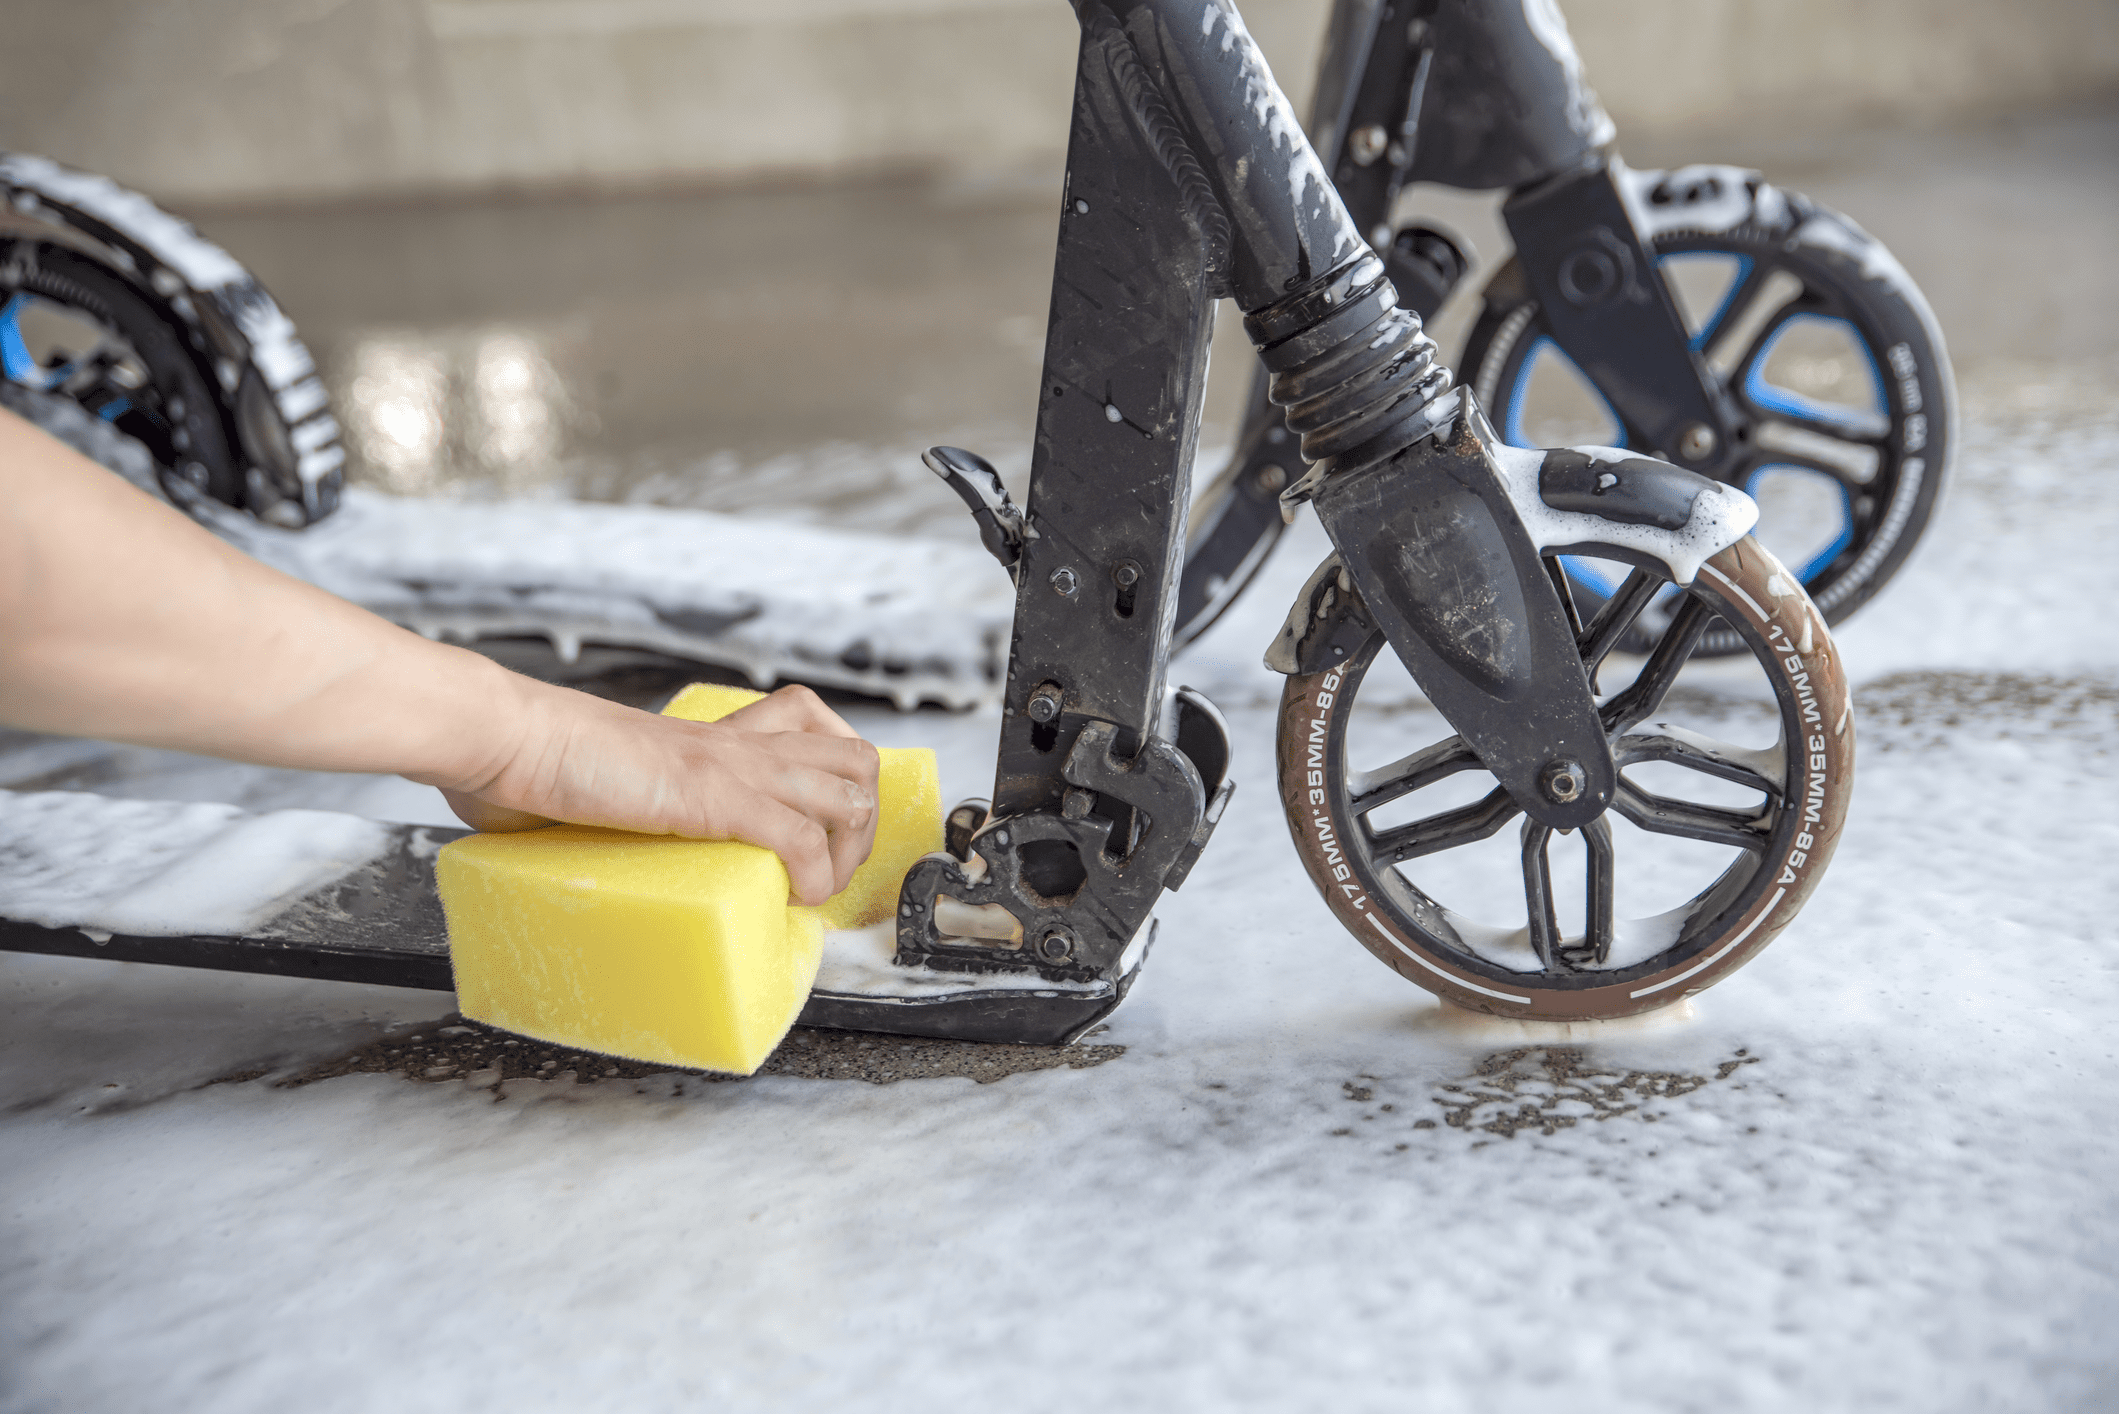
892, 687, 1234, 989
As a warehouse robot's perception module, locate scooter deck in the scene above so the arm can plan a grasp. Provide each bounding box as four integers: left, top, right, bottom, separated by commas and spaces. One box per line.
218, 489, 1015, 713
0, 789, 1133, 1049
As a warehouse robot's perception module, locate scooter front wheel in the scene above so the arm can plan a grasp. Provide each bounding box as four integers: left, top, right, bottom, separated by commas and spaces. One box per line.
1277, 536, 1853, 1020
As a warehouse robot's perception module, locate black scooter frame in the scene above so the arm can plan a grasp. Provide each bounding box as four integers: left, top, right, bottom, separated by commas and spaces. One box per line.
1176, 0, 1739, 644
860, 0, 1655, 1043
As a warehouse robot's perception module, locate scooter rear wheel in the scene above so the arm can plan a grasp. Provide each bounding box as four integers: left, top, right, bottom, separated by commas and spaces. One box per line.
1278, 536, 1852, 1020
1465, 167, 1951, 655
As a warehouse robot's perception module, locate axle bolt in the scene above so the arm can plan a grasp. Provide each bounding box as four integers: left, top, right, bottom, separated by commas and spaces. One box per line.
1027, 682, 1064, 723
1112, 561, 1140, 588
1558, 246, 1622, 305
1541, 759, 1587, 805
1256, 463, 1287, 494
1677, 423, 1718, 462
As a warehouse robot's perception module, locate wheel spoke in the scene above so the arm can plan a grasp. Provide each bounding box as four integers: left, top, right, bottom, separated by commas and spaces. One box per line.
1601, 593, 1714, 734
61, 353, 138, 406
1699, 261, 1790, 364
1370, 785, 1521, 866
1741, 394, 1890, 449
1581, 816, 1615, 965
1348, 735, 1481, 814
1724, 295, 1894, 450
1545, 556, 1584, 638
1742, 443, 1878, 495
1520, 820, 1561, 970
1615, 723, 1786, 795
1576, 568, 1661, 680
1720, 297, 1814, 391
1613, 778, 1773, 853
1750, 409, 1885, 482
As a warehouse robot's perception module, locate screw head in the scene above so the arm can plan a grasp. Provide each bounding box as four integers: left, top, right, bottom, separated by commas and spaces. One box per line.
1027, 684, 1063, 723
1348, 124, 1389, 166
1112, 561, 1140, 588
1677, 423, 1718, 461
1541, 759, 1587, 805
1050, 567, 1079, 597
1037, 929, 1074, 962
1256, 463, 1287, 494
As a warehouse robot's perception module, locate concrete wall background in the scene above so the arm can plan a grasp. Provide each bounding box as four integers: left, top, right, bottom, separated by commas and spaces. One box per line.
5, 0, 2117, 208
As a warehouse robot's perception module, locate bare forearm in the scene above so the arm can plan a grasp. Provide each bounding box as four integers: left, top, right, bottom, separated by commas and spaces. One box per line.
0, 407, 520, 788
0, 408, 882, 903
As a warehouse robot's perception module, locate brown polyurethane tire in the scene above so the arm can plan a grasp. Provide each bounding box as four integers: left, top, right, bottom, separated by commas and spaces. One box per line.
1277, 536, 1854, 1020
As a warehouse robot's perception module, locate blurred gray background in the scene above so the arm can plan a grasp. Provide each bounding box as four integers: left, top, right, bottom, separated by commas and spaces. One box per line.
11, 0, 2117, 203
5, 0, 2116, 525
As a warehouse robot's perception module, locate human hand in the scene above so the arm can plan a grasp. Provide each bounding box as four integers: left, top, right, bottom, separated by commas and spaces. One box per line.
434, 682, 880, 906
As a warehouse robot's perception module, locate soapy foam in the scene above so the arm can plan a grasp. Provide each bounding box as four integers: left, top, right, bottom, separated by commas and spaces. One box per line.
1488, 441, 1758, 585
207, 488, 1014, 710
1, 370, 2114, 1411
0, 790, 391, 937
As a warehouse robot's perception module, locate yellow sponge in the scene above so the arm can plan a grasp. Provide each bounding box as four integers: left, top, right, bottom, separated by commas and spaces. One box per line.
440, 829, 824, 1074
659, 683, 942, 929
438, 681, 943, 1075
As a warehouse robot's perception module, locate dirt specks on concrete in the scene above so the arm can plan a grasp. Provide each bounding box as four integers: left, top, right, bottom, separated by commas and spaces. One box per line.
1331, 1047, 1763, 1142
1432, 1047, 1759, 1137
759, 1026, 1123, 1083
1855, 670, 2119, 749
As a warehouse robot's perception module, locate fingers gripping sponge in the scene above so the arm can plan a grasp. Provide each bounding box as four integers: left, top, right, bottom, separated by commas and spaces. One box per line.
658, 683, 942, 929
438, 684, 942, 1075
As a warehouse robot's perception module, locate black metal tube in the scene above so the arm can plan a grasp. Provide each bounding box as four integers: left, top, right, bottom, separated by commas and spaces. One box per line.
1094, 0, 1456, 480
1098, 0, 1365, 307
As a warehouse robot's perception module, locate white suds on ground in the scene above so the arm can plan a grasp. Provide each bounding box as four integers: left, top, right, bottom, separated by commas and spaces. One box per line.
2, 388, 2115, 1412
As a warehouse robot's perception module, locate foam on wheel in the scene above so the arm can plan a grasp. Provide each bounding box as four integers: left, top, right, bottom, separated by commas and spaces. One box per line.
0, 151, 342, 526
